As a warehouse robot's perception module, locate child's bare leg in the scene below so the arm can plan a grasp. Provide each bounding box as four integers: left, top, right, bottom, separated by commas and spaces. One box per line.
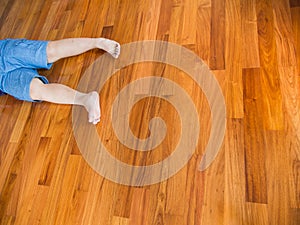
47, 38, 120, 63
30, 78, 101, 124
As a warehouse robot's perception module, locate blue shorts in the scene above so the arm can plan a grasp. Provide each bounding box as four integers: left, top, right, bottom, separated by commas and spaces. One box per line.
0, 39, 53, 102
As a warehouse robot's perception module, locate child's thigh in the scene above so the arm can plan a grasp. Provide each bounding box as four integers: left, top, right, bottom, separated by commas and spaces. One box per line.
1, 39, 52, 72
0, 68, 48, 102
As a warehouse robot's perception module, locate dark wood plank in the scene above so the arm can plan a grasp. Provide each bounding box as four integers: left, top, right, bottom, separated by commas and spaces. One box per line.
290, 0, 300, 7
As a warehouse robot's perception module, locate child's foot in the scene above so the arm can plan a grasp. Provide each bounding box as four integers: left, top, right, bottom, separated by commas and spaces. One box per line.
83, 91, 101, 125
97, 38, 120, 58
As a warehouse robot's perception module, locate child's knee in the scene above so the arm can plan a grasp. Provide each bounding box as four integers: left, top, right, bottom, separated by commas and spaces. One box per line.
30, 78, 45, 100
46, 42, 57, 63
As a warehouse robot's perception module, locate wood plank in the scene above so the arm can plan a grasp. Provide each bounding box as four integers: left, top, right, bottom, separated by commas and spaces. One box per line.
165, 164, 188, 216
133, 0, 163, 95
290, 0, 300, 7
183, 156, 205, 225
9, 103, 31, 143
0, 143, 18, 195
24, 0, 48, 39
80, 173, 106, 225
13, 137, 51, 225
279, 66, 300, 142
210, 0, 225, 70
39, 126, 74, 225
128, 188, 149, 225
112, 216, 129, 225
196, 0, 211, 64
0, 0, 18, 38
30, 0, 53, 40
224, 119, 247, 224
181, 0, 197, 45
27, 185, 49, 225
168, 1, 183, 44
0, 0, 10, 21
81, 0, 106, 37
291, 160, 300, 208
0, 215, 15, 225
290, 208, 300, 225
147, 182, 167, 225
112, 0, 144, 43
0, 99, 22, 164
35, 0, 58, 39
50, 155, 84, 225
245, 203, 268, 225
287, 128, 300, 209
2, 105, 46, 219
103, 0, 118, 27
241, 0, 260, 68
87, 180, 116, 225
201, 148, 225, 225
273, 0, 297, 67
38, 105, 72, 187
265, 131, 291, 224
291, 7, 300, 77
243, 68, 268, 203
112, 186, 133, 218
256, 0, 284, 130
225, 0, 244, 118
156, 0, 172, 41
0, 142, 24, 222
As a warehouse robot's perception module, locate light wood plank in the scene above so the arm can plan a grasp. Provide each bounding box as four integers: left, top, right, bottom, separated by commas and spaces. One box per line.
241, 0, 260, 68
112, 216, 129, 225
265, 131, 291, 224
273, 0, 297, 67
224, 119, 247, 224
196, 0, 211, 64
225, 0, 244, 118
128, 188, 149, 225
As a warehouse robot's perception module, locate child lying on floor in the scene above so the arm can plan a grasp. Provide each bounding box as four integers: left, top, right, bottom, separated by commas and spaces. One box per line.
0, 37, 120, 124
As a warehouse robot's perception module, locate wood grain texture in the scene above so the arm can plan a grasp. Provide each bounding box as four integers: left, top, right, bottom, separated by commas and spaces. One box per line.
195, 0, 211, 64
0, 0, 299, 225
209, 0, 225, 70
273, 0, 297, 67
256, 0, 284, 130
225, 0, 244, 118
243, 68, 268, 203
241, 0, 260, 68
292, 7, 300, 72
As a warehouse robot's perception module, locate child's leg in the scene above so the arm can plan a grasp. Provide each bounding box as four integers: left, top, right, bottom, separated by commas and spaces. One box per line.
30, 78, 101, 124
46, 38, 120, 63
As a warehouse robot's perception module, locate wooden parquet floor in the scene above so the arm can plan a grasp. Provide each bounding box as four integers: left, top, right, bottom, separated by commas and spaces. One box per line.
0, 0, 300, 224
